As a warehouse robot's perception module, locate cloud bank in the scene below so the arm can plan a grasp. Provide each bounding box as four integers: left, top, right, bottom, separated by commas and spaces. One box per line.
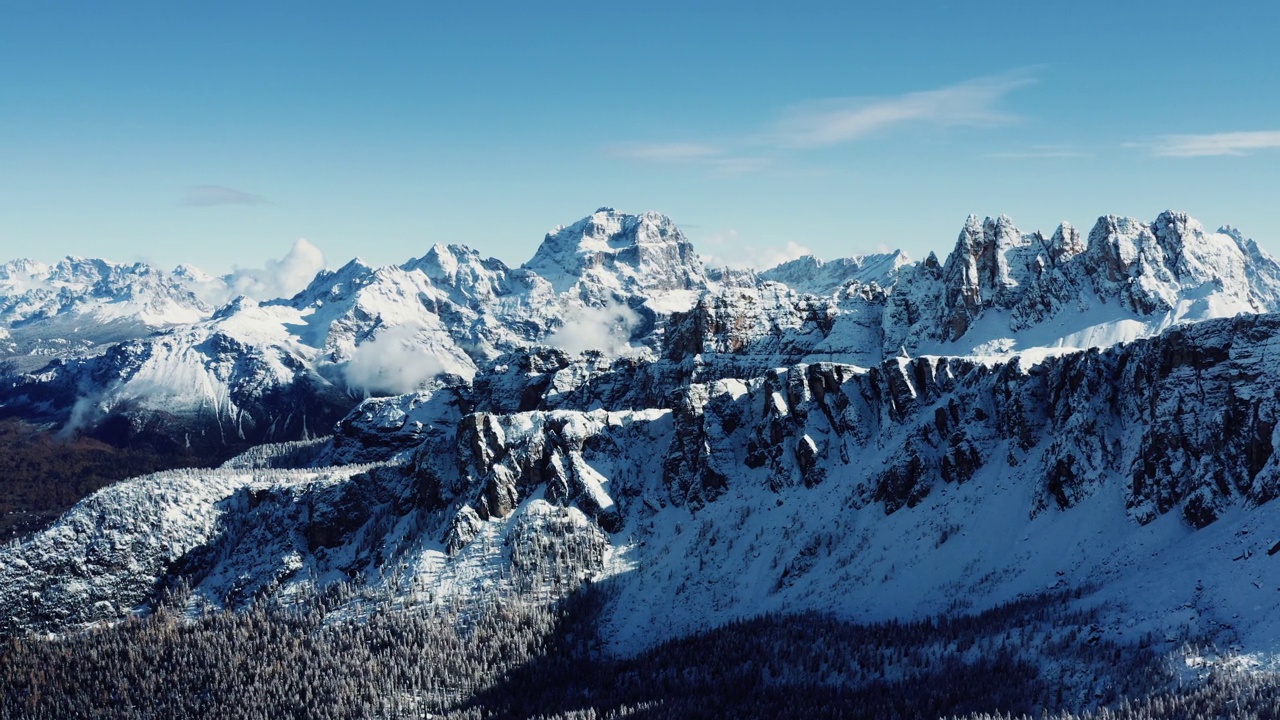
343, 326, 452, 396
545, 301, 640, 356
182, 238, 327, 306
225, 238, 326, 301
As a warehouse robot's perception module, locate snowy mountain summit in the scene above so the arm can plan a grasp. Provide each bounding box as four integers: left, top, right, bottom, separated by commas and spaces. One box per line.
0, 256, 212, 363
7, 207, 1280, 714
757, 249, 911, 296
871, 210, 1280, 359
524, 208, 707, 296
3, 208, 1279, 453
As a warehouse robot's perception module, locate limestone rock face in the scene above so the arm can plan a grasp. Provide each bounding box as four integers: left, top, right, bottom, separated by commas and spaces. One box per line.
524, 208, 708, 296
8, 208, 1280, 654
5, 208, 1280, 457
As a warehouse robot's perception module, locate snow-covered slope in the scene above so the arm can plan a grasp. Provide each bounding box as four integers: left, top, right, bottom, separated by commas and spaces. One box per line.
884, 211, 1280, 357
3, 206, 1279, 474
0, 462, 378, 631
0, 257, 213, 366
524, 208, 707, 305
757, 249, 911, 296
1, 298, 353, 451
6, 311, 1280, 670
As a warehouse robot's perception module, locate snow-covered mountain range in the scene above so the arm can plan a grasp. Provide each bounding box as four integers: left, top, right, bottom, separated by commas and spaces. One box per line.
0, 257, 212, 366
3, 208, 1277, 452
4, 207, 1280, 669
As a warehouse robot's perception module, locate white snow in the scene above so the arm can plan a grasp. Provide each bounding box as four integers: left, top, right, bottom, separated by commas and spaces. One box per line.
8, 206, 1280, 691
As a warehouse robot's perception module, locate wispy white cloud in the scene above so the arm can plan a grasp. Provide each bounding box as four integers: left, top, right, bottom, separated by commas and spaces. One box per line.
343, 325, 453, 396
773, 72, 1036, 148
182, 185, 271, 207
607, 71, 1037, 175
545, 300, 640, 356
225, 238, 326, 301
605, 142, 770, 177
1147, 130, 1280, 157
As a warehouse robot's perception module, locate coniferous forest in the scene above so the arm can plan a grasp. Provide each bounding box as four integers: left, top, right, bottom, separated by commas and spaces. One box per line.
3, 582, 1274, 719
0, 419, 223, 541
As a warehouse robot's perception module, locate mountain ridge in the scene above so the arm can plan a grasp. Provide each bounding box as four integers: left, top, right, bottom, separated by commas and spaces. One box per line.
4, 311, 1280, 658
4, 207, 1275, 455
5, 207, 1280, 716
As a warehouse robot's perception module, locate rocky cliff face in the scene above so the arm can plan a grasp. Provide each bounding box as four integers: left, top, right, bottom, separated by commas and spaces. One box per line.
6, 207, 1280, 656
878, 210, 1280, 356
7, 310, 1280, 651
524, 208, 707, 298
5, 209, 1278, 455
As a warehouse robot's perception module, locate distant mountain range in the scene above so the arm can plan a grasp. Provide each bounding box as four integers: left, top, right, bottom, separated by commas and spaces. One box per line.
3, 207, 1280, 694
4, 207, 1278, 453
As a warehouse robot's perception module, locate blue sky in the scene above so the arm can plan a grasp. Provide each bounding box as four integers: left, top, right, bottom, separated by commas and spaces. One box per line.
2, 1, 1279, 274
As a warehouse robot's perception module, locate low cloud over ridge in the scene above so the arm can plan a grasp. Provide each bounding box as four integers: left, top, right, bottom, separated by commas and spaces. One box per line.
183, 239, 327, 306
545, 300, 640, 356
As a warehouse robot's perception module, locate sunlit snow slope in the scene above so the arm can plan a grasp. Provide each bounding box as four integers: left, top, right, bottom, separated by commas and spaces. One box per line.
3, 207, 1280, 669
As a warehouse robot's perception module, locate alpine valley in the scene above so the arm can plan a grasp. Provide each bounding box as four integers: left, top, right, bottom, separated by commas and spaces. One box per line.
4, 208, 1280, 719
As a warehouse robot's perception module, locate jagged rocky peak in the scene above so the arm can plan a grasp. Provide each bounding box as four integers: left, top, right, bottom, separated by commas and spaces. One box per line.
1082, 214, 1171, 286
209, 294, 257, 320
46, 256, 117, 283
943, 214, 1028, 292
1150, 210, 1265, 293
404, 243, 510, 301
0, 255, 214, 339
5, 255, 173, 294
1151, 210, 1197, 263
286, 257, 375, 308
1080, 211, 1280, 315
896, 209, 1280, 348
1048, 221, 1084, 262
171, 262, 212, 281
0, 257, 49, 279
934, 209, 1280, 309
937, 214, 1032, 339
523, 207, 707, 295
